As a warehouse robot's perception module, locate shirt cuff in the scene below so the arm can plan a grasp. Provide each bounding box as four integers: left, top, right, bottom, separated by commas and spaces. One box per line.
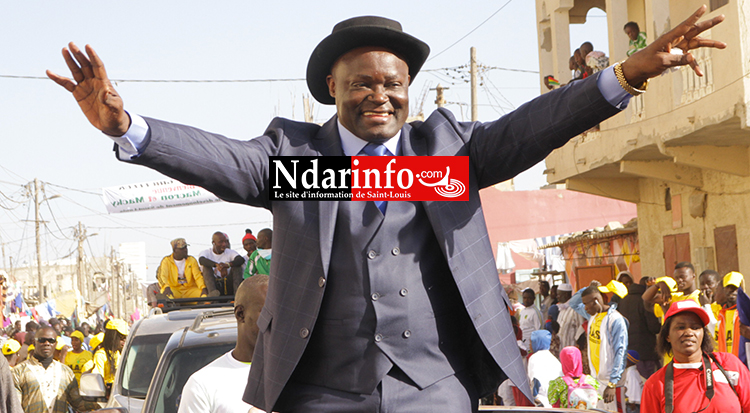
106, 113, 149, 160
597, 66, 632, 110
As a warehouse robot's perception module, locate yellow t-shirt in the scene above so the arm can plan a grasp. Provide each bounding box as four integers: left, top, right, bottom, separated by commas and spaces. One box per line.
654, 290, 702, 321
65, 350, 93, 383
588, 312, 607, 376
93, 348, 121, 384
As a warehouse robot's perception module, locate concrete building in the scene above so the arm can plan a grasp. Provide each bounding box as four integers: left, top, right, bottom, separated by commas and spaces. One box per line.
535, 0, 747, 279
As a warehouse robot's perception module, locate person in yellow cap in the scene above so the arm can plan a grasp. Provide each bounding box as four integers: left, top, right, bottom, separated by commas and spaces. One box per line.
64, 330, 92, 384
92, 319, 128, 393
645, 276, 678, 322
3, 338, 21, 367
157, 238, 208, 299
644, 262, 703, 319
597, 280, 628, 305
714, 271, 745, 357
80, 332, 103, 374
53, 337, 68, 363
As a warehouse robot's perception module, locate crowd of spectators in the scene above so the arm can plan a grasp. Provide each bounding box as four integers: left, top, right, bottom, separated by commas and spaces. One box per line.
498, 262, 750, 412
0, 313, 130, 412
153, 227, 273, 304
546, 21, 648, 92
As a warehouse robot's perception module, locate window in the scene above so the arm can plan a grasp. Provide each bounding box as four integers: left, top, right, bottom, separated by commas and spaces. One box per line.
118, 333, 171, 398
152, 343, 235, 413
714, 225, 739, 276
663, 233, 691, 277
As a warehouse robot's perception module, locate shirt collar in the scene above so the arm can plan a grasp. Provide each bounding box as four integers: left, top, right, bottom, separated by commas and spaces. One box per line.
337, 120, 400, 156
674, 361, 703, 369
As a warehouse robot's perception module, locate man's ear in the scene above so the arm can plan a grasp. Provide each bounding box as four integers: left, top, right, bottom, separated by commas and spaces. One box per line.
326, 75, 336, 99
234, 305, 244, 324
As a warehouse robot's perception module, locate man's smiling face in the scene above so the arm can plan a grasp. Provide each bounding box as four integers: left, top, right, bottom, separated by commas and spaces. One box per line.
327, 46, 410, 143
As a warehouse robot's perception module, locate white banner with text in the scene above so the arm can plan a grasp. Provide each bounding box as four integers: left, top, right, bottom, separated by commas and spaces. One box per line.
102, 179, 220, 213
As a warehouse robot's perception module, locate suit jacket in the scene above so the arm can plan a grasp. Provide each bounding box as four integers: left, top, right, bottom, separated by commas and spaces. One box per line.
128, 72, 620, 411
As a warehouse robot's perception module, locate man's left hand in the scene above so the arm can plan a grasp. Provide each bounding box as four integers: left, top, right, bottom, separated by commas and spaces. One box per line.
603, 386, 616, 403
621, 5, 725, 87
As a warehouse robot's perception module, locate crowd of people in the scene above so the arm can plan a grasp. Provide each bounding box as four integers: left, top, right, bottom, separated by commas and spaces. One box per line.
0, 314, 131, 412
499, 263, 750, 412
0, 226, 274, 413
545, 21, 648, 91
151, 228, 273, 303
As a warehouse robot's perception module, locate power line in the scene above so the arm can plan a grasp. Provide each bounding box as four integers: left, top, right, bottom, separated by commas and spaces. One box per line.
0, 74, 306, 83
44, 182, 100, 196
426, 0, 515, 62
91, 219, 273, 230
423, 66, 538, 74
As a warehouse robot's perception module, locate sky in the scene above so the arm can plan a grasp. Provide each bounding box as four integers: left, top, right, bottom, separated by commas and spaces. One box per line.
0, 1, 608, 282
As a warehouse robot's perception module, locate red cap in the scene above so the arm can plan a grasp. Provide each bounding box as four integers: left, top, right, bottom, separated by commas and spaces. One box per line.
664, 299, 710, 326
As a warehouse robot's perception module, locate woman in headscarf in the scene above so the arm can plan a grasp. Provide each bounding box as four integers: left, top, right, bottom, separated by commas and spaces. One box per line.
547, 346, 601, 408
527, 329, 562, 407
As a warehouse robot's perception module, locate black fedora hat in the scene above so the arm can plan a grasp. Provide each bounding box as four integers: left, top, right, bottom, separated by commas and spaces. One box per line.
306, 16, 430, 105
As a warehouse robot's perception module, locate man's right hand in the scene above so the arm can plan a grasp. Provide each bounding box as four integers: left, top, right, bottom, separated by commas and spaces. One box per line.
47, 43, 131, 136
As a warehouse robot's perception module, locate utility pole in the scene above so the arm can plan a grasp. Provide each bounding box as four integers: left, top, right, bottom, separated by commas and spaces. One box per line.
34, 178, 44, 303
303, 95, 314, 123
110, 247, 117, 318
1, 240, 5, 274
76, 222, 85, 299
470, 47, 478, 121
433, 84, 448, 108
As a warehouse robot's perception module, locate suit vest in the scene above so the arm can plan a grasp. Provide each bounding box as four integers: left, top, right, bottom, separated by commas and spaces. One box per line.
290, 198, 471, 394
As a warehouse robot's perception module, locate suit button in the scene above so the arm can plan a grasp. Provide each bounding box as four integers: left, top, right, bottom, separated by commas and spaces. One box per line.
403, 330, 411, 338
318, 277, 326, 288
371, 293, 380, 301
367, 250, 377, 259
299, 328, 309, 339
400, 288, 408, 297
391, 247, 400, 256
374, 333, 383, 342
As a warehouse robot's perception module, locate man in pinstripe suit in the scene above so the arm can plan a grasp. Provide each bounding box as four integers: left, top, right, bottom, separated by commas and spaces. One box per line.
48, 7, 724, 412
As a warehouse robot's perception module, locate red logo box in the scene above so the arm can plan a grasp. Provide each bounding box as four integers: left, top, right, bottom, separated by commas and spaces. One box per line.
350, 156, 469, 201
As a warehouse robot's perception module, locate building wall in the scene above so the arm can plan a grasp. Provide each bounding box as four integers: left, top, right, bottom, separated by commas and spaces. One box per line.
638, 171, 750, 280
537, 0, 750, 284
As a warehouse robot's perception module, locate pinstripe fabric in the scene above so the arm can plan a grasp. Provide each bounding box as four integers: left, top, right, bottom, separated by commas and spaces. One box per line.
128, 72, 621, 411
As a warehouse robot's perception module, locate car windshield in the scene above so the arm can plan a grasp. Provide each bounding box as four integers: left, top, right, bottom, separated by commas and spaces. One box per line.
119, 334, 171, 398
152, 343, 235, 413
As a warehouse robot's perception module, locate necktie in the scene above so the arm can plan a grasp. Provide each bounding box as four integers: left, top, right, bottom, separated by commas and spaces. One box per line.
360, 142, 391, 214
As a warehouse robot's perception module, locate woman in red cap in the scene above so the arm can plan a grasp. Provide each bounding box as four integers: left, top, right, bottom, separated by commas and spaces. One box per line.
641, 299, 750, 412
